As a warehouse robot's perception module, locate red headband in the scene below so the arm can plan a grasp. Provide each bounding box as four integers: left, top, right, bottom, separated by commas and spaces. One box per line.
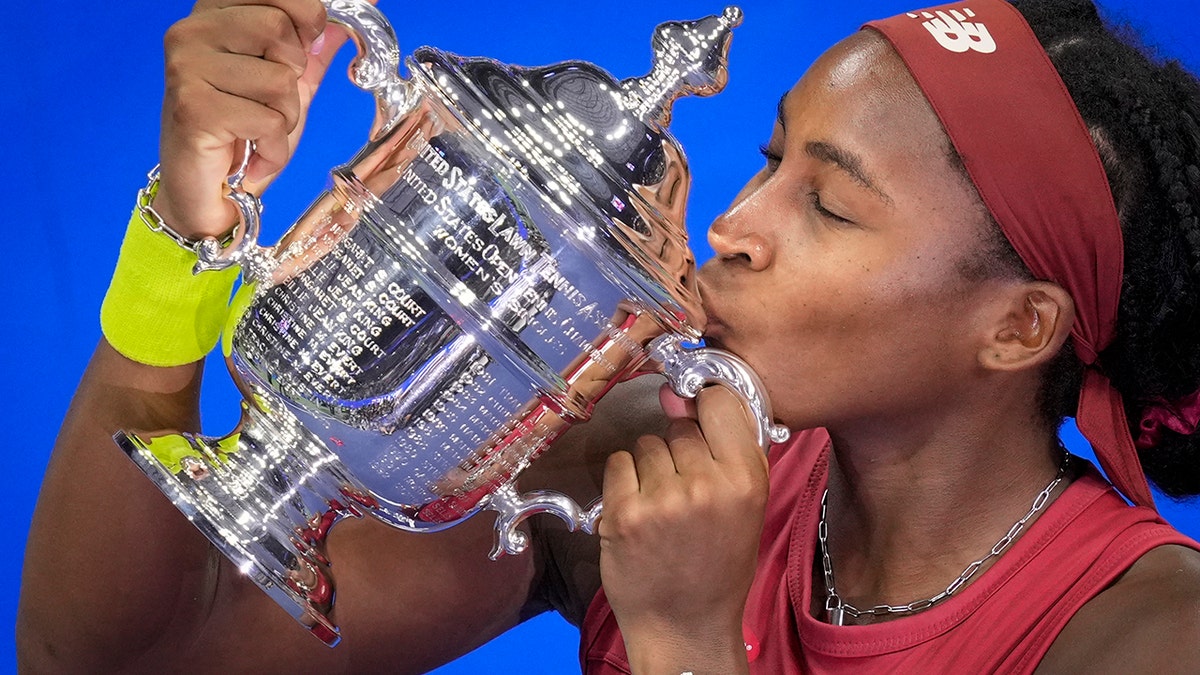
867, 0, 1155, 508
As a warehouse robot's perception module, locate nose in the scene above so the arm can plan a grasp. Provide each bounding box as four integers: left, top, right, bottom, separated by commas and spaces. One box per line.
707, 184, 774, 271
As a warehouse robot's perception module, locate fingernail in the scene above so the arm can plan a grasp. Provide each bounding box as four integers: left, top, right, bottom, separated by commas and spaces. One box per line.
309, 30, 326, 55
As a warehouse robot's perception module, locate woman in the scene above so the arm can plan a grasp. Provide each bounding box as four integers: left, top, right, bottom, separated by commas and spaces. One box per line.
585, 1, 1200, 670
17, 0, 1200, 672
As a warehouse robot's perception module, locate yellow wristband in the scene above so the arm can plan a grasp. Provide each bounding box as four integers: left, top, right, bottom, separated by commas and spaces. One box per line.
100, 207, 240, 367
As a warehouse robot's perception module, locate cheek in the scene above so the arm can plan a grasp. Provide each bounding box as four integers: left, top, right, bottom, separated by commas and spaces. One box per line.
867, 255, 978, 350
777, 242, 939, 327
775, 240, 977, 368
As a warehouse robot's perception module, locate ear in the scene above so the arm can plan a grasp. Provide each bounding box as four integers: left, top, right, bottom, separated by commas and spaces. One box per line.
979, 282, 1076, 372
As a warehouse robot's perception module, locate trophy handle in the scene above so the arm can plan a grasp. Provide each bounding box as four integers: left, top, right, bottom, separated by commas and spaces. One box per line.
194, 0, 414, 278
323, 0, 413, 138
193, 141, 271, 277
649, 333, 792, 449
483, 484, 604, 559
483, 333, 788, 556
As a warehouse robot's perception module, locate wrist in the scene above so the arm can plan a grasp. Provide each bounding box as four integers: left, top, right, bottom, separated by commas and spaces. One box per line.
621, 618, 749, 675
149, 184, 239, 243
100, 195, 240, 367
139, 165, 238, 247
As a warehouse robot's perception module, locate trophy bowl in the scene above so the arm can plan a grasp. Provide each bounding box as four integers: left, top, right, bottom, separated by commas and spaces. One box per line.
116, 0, 788, 645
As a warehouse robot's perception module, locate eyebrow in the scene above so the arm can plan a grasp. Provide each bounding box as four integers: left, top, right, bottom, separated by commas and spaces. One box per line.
804, 140, 893, 206
776, 92, 788, 130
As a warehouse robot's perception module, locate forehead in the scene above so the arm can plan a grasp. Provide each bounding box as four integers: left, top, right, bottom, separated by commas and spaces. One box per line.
781, 30, 955, 172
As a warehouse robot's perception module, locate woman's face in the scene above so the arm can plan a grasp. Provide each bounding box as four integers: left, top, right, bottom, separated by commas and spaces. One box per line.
699, 31, 1008, 431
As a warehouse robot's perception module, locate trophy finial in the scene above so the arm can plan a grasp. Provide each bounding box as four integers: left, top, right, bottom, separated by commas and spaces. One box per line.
620, 6, 743, 128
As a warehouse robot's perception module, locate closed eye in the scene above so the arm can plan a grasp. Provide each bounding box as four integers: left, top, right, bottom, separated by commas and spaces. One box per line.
809, 192, 853, 224
758, 144, 783, 172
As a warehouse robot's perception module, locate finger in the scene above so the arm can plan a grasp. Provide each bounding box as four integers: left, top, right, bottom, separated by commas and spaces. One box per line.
180, 2, 332, 132
291, 25, 350, 124
296, 0, 384, 99
694, 386, 762, 466
602, 450, 640, 507
220, 6, 314, 75
629, 434, 679, 492
158, 10, 312, 217
156, 91, 293, 235
197, 0, 328, 48
164, 80, 295, 166
171, 5, 315, 80
664, 417, 716, 477
201, 54, 304, 132
243, 123, 293, 182
197, 60, 302, 176
301, 21, 351, 83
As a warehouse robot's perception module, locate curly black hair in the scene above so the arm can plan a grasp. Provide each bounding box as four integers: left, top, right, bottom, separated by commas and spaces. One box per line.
998, 0, 1200, 499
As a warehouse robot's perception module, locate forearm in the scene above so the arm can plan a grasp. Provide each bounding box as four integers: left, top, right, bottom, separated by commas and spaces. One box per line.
18, 340, 216, 671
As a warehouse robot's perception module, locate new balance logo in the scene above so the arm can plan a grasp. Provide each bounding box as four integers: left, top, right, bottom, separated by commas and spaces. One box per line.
907, 8, 997, 54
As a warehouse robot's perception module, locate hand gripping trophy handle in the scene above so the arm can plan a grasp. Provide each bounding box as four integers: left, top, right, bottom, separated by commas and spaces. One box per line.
192, 0, 414, 279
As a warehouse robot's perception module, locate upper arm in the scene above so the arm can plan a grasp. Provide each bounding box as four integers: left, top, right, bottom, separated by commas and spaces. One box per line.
1037, 544, 1200, 674
174, 514, 539, 673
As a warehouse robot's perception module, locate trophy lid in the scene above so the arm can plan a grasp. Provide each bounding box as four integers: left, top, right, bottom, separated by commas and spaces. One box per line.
405, 8, 742, 329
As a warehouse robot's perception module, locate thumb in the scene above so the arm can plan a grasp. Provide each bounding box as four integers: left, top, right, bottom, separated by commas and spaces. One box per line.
297, 0, 383, 101
695, 385, 767, 469
297, 26, 345, 98
245, 1, 380, 185
659, 382, 698, 422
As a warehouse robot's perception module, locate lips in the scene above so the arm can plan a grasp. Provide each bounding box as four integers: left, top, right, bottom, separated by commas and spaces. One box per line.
697, 276, 729, 344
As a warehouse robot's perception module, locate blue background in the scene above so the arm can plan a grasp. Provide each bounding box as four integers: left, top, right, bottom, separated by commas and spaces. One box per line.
5, 1, 1198, 672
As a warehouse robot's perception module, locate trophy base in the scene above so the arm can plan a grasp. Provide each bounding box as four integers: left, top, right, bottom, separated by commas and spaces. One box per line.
114, 412, 369, 647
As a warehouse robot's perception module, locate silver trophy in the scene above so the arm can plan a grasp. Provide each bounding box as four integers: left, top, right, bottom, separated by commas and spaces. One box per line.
117, 0, 789, 645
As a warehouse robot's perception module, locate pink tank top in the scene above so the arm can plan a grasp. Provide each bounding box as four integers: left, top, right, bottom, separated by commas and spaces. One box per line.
580, 429, 1198, 673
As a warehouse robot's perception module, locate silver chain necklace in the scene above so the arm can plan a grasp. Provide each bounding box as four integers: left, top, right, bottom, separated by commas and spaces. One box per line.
818, 454, 1069, 626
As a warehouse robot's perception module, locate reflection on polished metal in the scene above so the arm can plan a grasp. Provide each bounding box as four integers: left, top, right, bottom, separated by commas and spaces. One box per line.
116, 0, 788, 646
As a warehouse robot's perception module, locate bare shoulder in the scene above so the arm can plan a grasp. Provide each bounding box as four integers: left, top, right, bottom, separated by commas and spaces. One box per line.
1038, 544, 1200, 673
